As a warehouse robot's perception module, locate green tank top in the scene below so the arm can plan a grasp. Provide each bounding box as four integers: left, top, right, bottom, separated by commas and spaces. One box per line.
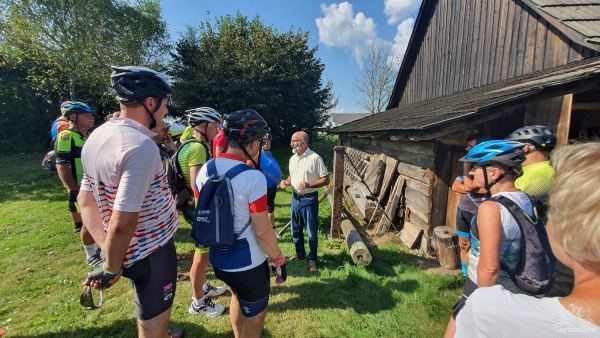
55, 129, 86, 184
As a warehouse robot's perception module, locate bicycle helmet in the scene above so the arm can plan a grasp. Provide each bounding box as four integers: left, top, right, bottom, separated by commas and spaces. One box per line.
185, 107, 222, 126
460, 140, 526, 168
263, 132, 272, 140
60, 101, 93, 117
110, 66, 171, 103
224, 109, 269, 145
505, 125, 556, 150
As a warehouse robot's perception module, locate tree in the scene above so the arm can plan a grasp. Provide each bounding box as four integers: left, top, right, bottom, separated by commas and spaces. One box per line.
0, 0, 170, 151
355, 43, 399, 115
170, 14, 335, 141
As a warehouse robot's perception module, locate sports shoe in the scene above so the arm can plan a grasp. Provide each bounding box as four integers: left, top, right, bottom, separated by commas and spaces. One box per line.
204, 281, 226, 298
86, 251, 104, 268
308, 260, 318, 273
188, 298, 224, 317
74, 223, 82, 233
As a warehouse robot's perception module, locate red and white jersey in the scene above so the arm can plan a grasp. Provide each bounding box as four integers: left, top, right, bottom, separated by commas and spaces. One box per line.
80, 118, 178, 267
196, 153, 268, 272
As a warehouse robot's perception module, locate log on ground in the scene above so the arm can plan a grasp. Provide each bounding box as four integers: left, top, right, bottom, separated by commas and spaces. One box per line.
341, 219, 372, 266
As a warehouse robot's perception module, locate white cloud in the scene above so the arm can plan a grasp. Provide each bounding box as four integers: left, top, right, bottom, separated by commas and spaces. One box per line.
316, 2, 377, 64
384, 0, 420, 25
390, 18, 415, 67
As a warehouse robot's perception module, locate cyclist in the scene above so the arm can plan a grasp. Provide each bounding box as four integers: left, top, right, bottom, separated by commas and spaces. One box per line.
451, 134, 488, 276
182, 107, 226, 317
259, 132, 282, 236
79, 66, 179, 337
445, 140, 533, 337
55, 101, 101, 267
197, 109, 286, 337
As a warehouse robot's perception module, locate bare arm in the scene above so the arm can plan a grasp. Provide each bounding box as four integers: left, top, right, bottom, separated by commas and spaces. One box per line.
299, 176, 330, 190
280, 176, 291, 190
56, 164, 79, 191
251, 211, 283, 260
78, 190, 106, 246
190, 165, 201, 204
477, 201, 503, 287
103, 210, 139, 273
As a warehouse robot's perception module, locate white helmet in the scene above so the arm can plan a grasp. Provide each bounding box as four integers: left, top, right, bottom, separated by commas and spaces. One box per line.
185, 107, 222, 126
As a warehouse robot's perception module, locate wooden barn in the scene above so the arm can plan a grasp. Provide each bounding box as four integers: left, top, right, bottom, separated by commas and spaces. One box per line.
329, 0, 600, 259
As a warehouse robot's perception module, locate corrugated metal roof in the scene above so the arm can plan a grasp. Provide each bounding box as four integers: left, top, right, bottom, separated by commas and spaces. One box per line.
525, 0, 600, 45
330, 57, 600, 134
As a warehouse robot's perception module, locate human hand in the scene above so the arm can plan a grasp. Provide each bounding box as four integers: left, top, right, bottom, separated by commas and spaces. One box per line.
297, 181, 310, 190
84, 266, 121, 290
279, 180, 288, 190
270, 254, 287, 284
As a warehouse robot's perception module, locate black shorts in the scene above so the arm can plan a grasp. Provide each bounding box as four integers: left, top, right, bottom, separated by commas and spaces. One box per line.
266, 187, 277, 213
451, 277, 478, 319
456, 209, 475, 239
122, 239, 177, 320
214, 260, 270, 317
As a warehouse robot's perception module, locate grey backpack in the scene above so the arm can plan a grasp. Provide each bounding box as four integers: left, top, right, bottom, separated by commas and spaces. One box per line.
489, 195, 556, 295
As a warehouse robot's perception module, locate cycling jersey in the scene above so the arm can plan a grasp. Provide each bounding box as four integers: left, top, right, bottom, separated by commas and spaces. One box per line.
80, 118, 178, 267
515, 161, 554, 197
196, 153, 268, 272
177, 139, 209, 189
55, 129, 86, 184
212, 127, 228, 157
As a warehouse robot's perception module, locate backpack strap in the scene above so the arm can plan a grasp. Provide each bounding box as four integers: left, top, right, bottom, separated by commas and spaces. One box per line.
487, 195, 532, 277
220, 162, 255, 239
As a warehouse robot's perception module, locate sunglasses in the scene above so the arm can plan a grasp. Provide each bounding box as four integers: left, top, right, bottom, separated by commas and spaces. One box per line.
80, 286, 103, 309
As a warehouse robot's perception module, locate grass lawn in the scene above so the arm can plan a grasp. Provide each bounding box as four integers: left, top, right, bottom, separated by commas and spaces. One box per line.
0, 142, 461, 337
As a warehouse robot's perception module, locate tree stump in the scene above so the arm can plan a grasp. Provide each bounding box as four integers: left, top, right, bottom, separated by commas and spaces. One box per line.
341, 219, 372, 266
433, 226, 459, 270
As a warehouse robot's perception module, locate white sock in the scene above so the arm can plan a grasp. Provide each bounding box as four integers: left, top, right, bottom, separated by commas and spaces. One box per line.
83, 244, 99, 259
203, 281, 210, 292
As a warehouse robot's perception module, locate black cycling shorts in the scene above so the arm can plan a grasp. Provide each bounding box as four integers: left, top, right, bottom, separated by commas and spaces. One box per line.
214, 260, 270, 317
122, 239, 177, 320
451, 277, 478, 319
266, 187, 277, 213
68, 190, 79, 213
456, 209, 476, 239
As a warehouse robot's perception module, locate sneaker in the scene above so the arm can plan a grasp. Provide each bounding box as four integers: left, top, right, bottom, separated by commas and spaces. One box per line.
86, 251, 104, 268
188, 298, 224, 317
204, 282, 226, 298
74, 224, 82, 233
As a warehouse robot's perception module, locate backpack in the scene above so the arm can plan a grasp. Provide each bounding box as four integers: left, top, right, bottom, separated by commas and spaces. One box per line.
41, 150, 57, 171
167, 139, 210, 210
489, 195, 556, 295
191, 160, 254, 247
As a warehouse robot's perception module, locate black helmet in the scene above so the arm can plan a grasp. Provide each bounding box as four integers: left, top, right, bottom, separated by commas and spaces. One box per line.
263, 132, 272, 140
110, 66, 171, 103
505, 125, 556, 150
224, 109, 269, 145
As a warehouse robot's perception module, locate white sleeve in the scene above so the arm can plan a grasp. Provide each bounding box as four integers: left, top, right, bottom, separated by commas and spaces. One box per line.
113, 141, 161, 212
316, 155, 328, 177
80, 173, 92, 192
195, 163, 209, 192
248, 170, 267, 203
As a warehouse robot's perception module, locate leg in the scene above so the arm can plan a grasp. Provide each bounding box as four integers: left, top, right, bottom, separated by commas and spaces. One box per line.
80, 223, 96, 246
123, 240, 177, 338
444, 317, 456, 338
229, 292, 243, 338
290, 196, 306, 258
455, 209, 473, 277
189, 247, 224, 316
240, 309, 267, 338
190, 249, 209, 300
138, 307, 171, 338
302, 196, 319, 263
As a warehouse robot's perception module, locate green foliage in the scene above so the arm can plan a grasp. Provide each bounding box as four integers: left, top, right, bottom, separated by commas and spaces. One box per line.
170, 13, 335, 141
0, 0, 170, 151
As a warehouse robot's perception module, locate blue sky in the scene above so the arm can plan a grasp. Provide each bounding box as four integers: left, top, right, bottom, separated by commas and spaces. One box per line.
161, 1, 422, 114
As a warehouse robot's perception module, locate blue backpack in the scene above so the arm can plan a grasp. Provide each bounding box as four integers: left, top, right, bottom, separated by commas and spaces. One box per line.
191, 160, 254, 247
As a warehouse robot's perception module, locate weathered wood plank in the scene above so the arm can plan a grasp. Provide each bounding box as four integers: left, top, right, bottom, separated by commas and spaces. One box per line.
431, 144, 451, 228
405, 186, 431, 218
330, 146, 345, 238
534, 19, 547, 71
512, 1, 528, 78
400, 221, 424, 249
376, 177, 405, 234
494, 0, 509, 82
399, 174, 433, 197
522, 9, 537, 74
557, 94, 573, 146
500, 0, 516, 81
378, 155, 398, 202
341, 219, 373, 266
397, 162, 434, 185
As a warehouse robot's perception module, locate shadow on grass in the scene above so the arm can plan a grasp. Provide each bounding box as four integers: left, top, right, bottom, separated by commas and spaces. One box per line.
9, 319, 231, 338
269, 272, 407, 314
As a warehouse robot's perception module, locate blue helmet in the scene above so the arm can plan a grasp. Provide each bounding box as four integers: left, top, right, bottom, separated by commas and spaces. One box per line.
460, 140, 525, 168
60, 101, 93, 117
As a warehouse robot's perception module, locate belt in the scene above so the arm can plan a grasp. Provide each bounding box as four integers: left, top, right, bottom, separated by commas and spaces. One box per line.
292, 191, 318, 199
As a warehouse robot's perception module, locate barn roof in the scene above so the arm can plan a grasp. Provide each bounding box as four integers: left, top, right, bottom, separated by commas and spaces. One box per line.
330, 56, 600, 135
522, 0, 600, 46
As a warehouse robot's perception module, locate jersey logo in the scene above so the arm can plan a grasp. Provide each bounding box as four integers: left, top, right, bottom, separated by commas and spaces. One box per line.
60, 131, 70, 141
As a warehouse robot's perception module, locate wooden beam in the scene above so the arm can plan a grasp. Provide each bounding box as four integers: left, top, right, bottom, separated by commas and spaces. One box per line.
330, 146, 345, 238
556, 94, 573, 147
572, 102, 600, 111
341, 219, 372, 266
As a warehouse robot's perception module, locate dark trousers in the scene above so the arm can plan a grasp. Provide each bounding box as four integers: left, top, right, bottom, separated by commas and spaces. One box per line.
291, 192, 319, 262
